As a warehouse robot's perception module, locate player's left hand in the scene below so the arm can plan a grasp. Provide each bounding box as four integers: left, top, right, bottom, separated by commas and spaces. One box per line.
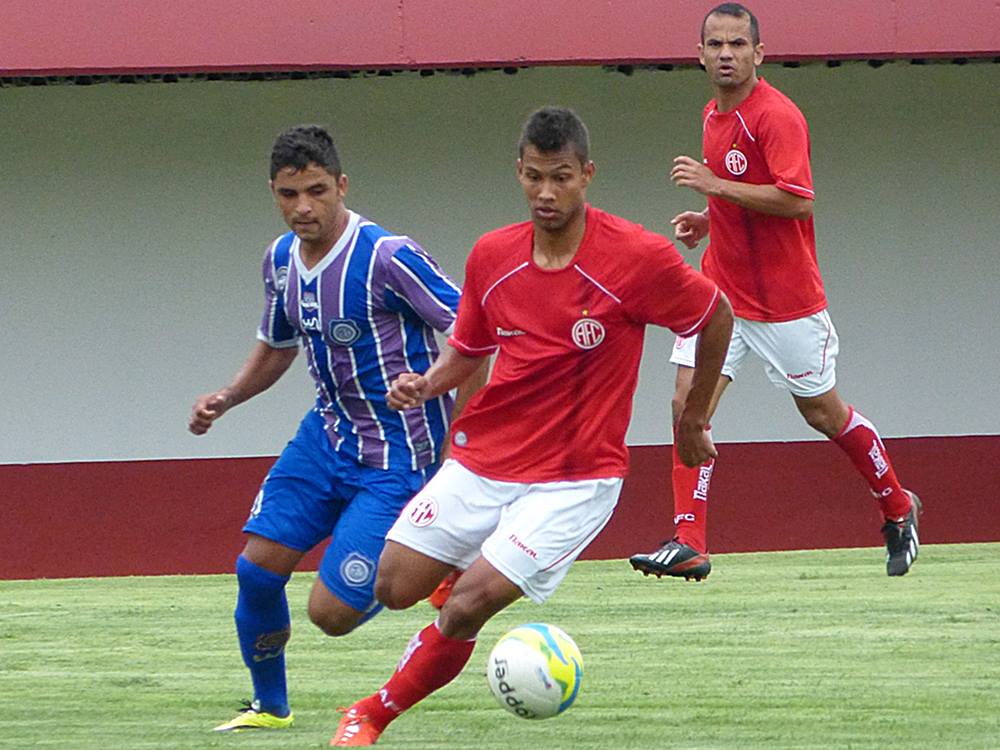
671, 156, 721, 197
674, 418, 718, 468
387, 372, 429, 411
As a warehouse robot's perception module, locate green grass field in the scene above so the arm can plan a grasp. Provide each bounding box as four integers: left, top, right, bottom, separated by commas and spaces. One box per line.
2, 543, 998, 749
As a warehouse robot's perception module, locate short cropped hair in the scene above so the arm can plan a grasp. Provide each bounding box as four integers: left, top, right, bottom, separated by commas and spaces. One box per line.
270, 125, 342, 180
702, 3, 760, 45
517, 106, 590, 165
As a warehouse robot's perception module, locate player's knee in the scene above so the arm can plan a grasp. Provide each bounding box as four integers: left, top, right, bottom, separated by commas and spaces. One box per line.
438, 588, 492, 638
307, 601, 360, 637
801, 406, 838, 437
374, 574, 421, 610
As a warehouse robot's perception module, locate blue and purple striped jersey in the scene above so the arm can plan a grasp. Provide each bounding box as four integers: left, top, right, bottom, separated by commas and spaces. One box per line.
257, 211, 461, 471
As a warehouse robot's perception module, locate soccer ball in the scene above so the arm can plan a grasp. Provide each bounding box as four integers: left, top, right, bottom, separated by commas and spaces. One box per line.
486, 623, 583, 719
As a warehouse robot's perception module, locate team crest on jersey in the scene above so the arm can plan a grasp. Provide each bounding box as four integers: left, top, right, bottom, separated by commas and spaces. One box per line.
328, 319, 362, 345
725, 149, 748, 176
340, 552, 376, 587
408, 496, 439, 527
572, 318, 606, 349
274, 266, 289, 292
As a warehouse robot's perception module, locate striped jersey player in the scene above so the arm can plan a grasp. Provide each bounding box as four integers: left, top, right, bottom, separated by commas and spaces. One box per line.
258, 212, 458, 472
188, 125, 476, 734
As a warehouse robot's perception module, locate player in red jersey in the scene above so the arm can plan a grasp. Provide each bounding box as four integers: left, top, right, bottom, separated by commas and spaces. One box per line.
629, 3, 921, 582
328, 106, 733, 745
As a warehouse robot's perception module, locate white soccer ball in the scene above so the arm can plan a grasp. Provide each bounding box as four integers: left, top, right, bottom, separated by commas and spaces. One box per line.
486, 623, 583, 719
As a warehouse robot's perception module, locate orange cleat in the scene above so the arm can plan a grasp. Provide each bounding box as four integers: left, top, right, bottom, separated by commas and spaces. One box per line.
330, 704, 382, 747
428, 569, 462, 610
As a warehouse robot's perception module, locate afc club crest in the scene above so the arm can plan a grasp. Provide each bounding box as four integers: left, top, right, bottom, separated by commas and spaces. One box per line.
724, 149, 748, 176
572, 318, 605, 350
408, 496, 439, 527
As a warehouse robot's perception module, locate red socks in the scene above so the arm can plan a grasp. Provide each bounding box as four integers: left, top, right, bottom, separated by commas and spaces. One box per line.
833, 407, 910, 520
671, 438, 715, 554
357, 620, 476, 730
671, 407, 911, 549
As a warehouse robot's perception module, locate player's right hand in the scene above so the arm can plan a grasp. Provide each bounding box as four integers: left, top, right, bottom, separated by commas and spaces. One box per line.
670, 210, 709, 249
387, 372, 428, 411
670, 211, 708, 250
188, 391, 230, 435
675, 418, 718, 468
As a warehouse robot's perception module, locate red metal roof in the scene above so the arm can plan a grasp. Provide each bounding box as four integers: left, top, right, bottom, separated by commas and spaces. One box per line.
3, 0, 997, 77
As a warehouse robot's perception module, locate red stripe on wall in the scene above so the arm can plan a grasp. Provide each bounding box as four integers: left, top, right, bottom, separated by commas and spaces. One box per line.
2, 435, 997, 580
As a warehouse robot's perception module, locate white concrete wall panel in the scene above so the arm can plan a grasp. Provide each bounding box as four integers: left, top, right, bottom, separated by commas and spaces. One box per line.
2, 62, 997, 463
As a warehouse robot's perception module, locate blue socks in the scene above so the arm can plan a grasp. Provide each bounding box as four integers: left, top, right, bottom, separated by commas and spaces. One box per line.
235, 555, 291, 717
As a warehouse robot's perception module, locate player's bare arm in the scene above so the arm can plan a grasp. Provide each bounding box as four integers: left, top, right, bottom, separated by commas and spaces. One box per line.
671, 155, 812, 220
188, 341, 298, 435
387, 345, 487, 411
670, 209, 710, 249
674, 293, 733, 467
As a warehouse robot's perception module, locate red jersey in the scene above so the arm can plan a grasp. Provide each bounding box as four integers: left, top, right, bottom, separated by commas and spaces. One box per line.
701, 78, 827, 322
448, 206, 720, 483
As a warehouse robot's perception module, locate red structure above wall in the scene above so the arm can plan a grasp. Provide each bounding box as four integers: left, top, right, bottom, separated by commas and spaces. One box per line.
4, 0, 998, 77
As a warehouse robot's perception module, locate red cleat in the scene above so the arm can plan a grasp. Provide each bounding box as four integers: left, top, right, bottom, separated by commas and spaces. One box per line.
330, 704, 382, 747
428, 569, 462, 610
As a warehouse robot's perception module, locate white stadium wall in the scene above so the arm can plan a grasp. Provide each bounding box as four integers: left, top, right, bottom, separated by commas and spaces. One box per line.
2, 62, 998, 464
2, 62, 999, 577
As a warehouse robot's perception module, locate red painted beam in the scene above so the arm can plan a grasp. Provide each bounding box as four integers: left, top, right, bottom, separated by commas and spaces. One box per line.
2, 435, 996, 580
3, 1, 998, 77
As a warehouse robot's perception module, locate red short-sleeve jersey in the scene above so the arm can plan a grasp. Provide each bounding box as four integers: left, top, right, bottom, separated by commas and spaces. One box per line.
447, 205, 720, 483
701, 78, 827, 322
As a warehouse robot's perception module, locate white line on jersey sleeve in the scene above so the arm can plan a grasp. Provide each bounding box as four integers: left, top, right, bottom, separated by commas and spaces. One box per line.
778, 181, 816, 197
675, 287, 720, 338
255, 331, 300, 348
734, 111, 757, 142
450, 336, 498, 355
573, 265, 622, 304
386, 254, 460, 320
481, 262, 529, 306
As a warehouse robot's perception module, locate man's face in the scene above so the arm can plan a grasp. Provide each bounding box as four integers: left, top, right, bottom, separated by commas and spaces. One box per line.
517, 144, 594, 233
698, 13, 764, 90
271, 163, 348, 246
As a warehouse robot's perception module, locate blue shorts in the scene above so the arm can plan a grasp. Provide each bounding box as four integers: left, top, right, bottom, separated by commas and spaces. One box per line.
244, 410, 434, 613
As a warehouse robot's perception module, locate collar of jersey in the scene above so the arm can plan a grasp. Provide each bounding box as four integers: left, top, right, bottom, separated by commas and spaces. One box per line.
292, 210, 361, 282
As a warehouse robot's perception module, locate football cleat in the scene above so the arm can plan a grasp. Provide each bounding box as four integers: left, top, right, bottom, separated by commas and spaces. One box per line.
882, 490, 922, 576
330, 704, 382, 746
213, 699, 293, 732
428, 569, 462, 610
629, 538, 711, 581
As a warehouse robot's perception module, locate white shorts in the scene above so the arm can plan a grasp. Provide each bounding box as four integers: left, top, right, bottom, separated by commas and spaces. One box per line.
385, 460, 621, 604
670, 309, 839, 397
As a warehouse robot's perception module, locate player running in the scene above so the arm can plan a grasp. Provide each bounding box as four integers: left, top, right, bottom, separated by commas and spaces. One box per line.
629, 3, 921, 582
328, 106, 732, 745
188, 125, 481, 732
